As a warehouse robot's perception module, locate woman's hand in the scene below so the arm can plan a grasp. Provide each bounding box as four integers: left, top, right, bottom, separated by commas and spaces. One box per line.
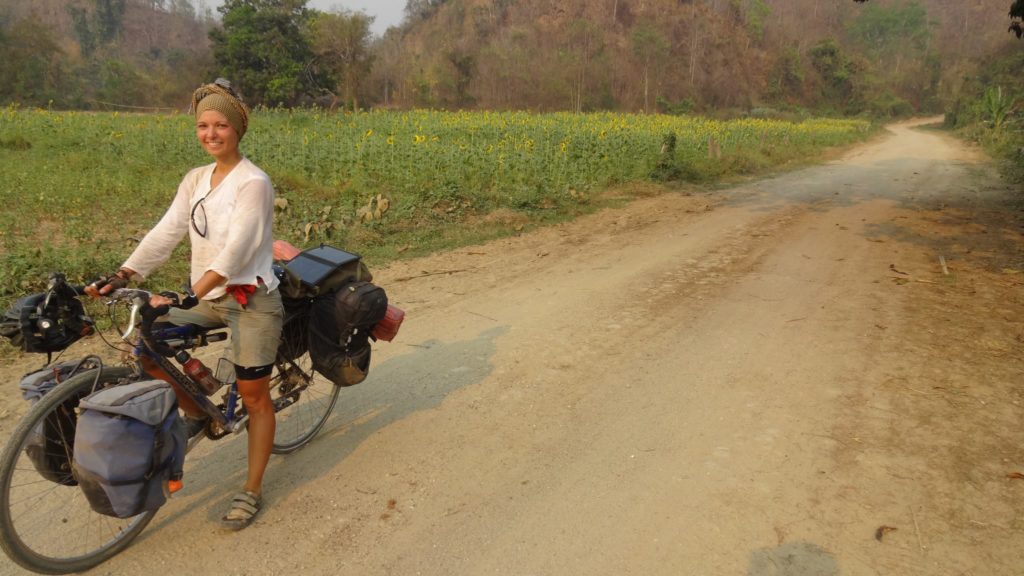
151, 290, 199, 310
84, 269, 132, 298
149, 293, 174, 308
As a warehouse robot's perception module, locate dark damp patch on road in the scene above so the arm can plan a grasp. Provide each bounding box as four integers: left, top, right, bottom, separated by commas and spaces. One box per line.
748, 542, 840, 576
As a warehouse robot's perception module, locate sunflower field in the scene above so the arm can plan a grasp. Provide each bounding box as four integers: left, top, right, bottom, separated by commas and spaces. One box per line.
0, 105, 871, 302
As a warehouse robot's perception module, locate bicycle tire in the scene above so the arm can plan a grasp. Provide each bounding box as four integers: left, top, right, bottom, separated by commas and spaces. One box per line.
270, 351, 340, 455
0, 366, 157, 575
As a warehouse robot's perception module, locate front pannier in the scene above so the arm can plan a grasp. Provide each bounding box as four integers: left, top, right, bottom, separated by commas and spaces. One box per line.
308, 282, 388, 386
19, 360, 98, 486
72, 380, 186, 518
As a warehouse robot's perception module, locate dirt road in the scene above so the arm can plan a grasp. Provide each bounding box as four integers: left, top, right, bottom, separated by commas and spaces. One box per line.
2, 119, 1023, 575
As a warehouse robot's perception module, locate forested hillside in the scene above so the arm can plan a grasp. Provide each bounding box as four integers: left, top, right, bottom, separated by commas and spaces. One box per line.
0, 0, 212, 109
370, 0, 1018, 115
0, 0, 1019, 117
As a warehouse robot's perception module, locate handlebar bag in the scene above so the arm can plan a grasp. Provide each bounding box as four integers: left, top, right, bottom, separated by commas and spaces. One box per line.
72, 380, 186, 518
3, 289, 91, 354
308, 281, 388, 387
18, 360, 98, 486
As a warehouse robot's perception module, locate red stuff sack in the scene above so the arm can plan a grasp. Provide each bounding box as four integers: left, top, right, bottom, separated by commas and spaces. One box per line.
371, 305, 405, 342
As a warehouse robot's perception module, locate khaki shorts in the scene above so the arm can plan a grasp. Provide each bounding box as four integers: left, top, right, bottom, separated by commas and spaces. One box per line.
165, 285, 284, 368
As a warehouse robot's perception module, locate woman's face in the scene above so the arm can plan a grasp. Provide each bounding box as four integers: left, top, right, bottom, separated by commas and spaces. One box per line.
196, 109, 240, 161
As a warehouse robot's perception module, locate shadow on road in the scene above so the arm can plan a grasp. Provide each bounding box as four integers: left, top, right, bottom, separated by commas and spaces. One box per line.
136, 325, 508, 539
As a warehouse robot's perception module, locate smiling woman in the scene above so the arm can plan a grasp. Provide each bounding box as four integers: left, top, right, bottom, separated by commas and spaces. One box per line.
86, 78, 285, 531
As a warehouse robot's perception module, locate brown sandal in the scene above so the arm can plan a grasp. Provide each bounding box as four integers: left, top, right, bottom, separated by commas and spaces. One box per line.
221, 491, 261, 531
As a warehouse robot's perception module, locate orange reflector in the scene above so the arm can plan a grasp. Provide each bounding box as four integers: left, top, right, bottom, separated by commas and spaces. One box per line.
168, 479, 184, 494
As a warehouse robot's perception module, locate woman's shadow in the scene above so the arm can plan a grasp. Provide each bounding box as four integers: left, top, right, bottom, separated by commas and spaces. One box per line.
136, 325, 507, 538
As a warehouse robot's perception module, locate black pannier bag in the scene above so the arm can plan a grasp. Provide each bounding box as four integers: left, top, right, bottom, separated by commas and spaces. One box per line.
308, 281, 388, 386
73, 380, 186, 518
273, 245, 373, 363
18, 359, 98, 485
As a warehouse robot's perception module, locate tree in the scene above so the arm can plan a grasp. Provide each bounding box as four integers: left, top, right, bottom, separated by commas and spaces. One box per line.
209, 0, 316, 107
67, 0, 127, 57
1016, 0, 1024, 36
631, 23, 668, 113
444, 49, 476, 108
854, 0, 1023, 38
809, 39, 864, 112
0, 16, 67, 105
847, 0, 939, 110
767, 46, 805, 104
849, 2, 931, 55
729, 0, 771, 46
404, 0, 447, 24
309, 10, 374, 111
565, 18, 607, 113
368, 28, 406, 107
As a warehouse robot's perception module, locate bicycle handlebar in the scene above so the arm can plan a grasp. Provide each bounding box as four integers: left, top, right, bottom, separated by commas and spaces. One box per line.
107, 288, 152, 341
105, 288, 179, 357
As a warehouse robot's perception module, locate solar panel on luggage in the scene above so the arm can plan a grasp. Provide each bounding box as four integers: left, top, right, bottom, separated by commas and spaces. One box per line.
284, 245, 361, 287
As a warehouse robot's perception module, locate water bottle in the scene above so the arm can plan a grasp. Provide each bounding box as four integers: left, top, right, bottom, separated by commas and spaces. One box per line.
174, 351, 223, 396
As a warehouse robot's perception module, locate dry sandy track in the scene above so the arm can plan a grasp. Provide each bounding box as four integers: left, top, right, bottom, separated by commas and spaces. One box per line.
2, 120, 1022, 575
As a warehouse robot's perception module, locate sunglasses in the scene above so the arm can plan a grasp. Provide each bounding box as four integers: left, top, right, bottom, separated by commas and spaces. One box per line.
190, 197, 208, 238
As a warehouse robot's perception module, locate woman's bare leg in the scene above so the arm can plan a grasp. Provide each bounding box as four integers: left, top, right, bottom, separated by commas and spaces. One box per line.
236, 375, 275, 494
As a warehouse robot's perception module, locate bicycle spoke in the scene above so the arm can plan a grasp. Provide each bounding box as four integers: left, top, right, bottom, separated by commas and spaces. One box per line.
270, 353, 340, 453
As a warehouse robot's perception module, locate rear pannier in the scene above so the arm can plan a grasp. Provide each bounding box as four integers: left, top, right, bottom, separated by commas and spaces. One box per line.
273, 242, 403, 386
308, 281, 388, 386
72, 380, 186, 518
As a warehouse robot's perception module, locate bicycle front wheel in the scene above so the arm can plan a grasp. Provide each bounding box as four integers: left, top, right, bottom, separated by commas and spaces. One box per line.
0, 366, 157, 575
270, 351, 340, 455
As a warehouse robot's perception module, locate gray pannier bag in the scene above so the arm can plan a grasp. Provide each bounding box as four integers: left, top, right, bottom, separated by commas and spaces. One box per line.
72, 380, 186, 518
19, 359, 98, 486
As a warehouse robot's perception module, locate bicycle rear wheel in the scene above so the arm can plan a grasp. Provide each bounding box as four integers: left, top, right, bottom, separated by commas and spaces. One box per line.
270, 351, 340, 455
0, 366, 157, 575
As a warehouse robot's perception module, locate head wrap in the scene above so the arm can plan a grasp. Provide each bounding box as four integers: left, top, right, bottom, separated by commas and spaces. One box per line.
190, 79, 249, 139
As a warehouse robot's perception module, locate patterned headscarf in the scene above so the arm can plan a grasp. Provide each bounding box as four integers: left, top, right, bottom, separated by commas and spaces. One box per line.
190, 79, 249, 139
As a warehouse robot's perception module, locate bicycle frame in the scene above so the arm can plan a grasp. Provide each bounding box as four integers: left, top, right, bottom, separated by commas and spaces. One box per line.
117, 291, 248, 436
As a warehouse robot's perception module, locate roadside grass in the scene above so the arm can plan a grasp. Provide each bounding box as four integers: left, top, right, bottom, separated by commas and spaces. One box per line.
0, 107, 873, 331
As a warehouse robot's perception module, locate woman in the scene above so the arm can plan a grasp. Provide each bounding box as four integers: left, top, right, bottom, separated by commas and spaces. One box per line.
87, 79, 282, 531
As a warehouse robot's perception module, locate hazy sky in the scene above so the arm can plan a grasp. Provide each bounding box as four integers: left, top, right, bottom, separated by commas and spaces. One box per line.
201, 0, 406, 36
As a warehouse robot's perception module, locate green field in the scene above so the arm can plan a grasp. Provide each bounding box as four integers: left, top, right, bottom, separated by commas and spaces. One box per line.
0, 106, 871, 307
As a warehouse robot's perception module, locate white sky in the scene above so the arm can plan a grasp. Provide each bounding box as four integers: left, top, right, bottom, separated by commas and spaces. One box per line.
199, 0, 406, 36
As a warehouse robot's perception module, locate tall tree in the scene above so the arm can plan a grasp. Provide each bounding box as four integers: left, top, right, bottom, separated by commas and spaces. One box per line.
209, 0, 315, 107
854, 0, 1022, 37
309, 10, 374, 111
631, 22, 668, 113
0, 16, 66, 105
404, 0, 447, 24
808, 39, 864, 112
68, 0, 127, 56
565, 18, 606, 113
847, 0, 938, 109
